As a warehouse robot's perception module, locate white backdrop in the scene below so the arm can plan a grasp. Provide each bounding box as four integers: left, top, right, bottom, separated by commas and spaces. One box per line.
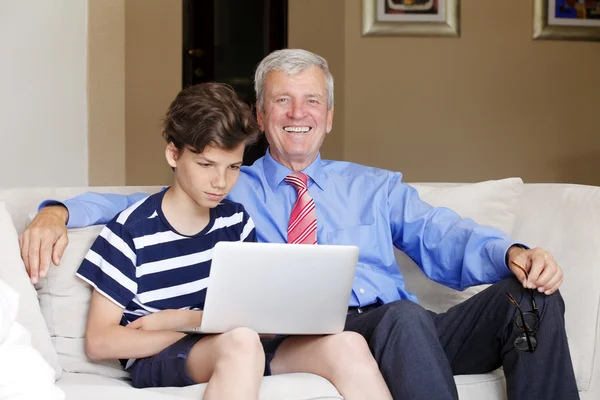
0, 0, 88, 188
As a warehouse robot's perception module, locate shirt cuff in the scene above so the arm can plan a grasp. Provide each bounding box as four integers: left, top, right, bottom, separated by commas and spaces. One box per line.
504, 242, 529, 268
38, 199, 89, 229
488, 239, 521, 280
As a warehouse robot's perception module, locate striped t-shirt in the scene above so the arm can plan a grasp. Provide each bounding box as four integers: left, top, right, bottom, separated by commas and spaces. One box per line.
76, 189, 256, 329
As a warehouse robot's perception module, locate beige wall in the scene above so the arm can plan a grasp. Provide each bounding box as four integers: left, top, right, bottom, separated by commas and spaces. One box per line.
87, 0, 180, 186
88, 0, 126, 185
291, 0, 600, 185
89, 0, 599, 186
125, 0, 181, 185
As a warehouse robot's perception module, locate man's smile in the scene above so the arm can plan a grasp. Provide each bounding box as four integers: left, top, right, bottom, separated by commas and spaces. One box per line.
283, 126, 311, 133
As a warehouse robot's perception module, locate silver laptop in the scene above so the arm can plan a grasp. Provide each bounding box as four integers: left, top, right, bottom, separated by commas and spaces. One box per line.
181, 241, 358, 335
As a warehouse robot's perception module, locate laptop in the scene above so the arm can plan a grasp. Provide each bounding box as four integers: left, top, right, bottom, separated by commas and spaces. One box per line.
180, 241, 359, 335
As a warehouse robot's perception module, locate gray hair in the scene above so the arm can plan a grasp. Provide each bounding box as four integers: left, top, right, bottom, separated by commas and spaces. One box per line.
254, 49, 334, 111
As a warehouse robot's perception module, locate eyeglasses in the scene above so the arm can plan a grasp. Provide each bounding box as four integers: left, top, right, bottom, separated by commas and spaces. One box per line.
506, 261, 540, 352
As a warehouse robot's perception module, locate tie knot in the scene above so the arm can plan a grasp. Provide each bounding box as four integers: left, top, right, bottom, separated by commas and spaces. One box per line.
284, 171, 308, 191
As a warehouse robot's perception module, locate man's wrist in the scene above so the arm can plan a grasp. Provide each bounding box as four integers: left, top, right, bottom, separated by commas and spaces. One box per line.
43, 205, 69, 225
38, 200, 70, 225
505, 243, 528, 266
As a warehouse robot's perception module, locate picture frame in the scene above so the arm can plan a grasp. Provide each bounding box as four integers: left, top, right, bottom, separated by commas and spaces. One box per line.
533, 0, 600, 41
362, 0, 460, 37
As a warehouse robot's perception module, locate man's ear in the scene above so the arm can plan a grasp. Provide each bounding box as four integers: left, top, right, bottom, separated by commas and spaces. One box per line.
256, 102, 265, 131
165, 143, 179, 169
326, 106, 334, 134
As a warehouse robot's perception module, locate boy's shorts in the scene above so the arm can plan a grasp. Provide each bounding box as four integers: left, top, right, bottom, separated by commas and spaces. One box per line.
128, 334, 288, 388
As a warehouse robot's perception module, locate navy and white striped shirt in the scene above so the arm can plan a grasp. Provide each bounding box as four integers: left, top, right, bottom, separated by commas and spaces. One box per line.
77, 189, 256, 328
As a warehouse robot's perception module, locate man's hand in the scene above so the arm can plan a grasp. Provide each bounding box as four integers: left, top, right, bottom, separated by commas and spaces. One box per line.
126, 309, 203, 331
507, 245, 563, 295
19, 206, 69, 285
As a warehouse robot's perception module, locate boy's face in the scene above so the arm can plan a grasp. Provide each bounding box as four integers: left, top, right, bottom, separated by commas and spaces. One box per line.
166, 142, 245, 209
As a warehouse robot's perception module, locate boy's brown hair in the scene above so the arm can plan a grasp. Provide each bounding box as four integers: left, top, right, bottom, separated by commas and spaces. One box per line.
162, 83, 260, 153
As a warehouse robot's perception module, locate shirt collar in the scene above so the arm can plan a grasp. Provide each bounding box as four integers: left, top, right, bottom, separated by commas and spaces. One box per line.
263, 149, 325, 192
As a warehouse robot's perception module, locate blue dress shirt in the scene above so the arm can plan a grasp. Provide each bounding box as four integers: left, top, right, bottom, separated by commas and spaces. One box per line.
47, 151, 514, 307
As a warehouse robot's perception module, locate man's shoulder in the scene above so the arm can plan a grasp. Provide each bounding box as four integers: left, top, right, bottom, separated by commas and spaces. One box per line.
322, 159, 400, 180
239, 159, 266, 182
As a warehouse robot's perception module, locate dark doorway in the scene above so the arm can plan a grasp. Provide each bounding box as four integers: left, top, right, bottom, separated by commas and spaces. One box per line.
183, 0, 288, 165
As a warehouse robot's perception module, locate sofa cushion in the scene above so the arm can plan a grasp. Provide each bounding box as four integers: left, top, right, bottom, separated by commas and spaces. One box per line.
0, 187, 158, 380
398, 178, 524, 313
36, 224, 130, 379
57, 372, 343, 400
455, 369, 506, 400
0, 278, 66, 399
511, 183, 600, 391
0, 201, 62, 379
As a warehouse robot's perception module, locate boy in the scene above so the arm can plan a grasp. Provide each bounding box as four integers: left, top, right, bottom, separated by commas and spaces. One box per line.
77, 83, 266, 398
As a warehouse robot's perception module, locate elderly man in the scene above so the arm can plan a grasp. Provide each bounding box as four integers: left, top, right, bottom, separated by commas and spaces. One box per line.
21, 49, 578, 400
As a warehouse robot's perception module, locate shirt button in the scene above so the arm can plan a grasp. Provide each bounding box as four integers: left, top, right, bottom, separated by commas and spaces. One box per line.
359, 288, 365, 294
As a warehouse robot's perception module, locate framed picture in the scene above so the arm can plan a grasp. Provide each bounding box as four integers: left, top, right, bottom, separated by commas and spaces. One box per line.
362, 0, 460, 37
534, 0, 600, 41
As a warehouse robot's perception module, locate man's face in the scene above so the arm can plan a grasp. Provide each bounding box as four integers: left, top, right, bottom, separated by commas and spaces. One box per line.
257, 66, 333, 170
166, 143, 244, 209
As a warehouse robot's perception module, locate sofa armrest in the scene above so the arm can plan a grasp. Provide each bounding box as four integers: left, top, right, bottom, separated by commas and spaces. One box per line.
511, 183, 600, 393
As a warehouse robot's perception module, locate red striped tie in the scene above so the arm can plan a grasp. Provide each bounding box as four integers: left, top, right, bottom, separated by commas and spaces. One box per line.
284, 172, 317, 244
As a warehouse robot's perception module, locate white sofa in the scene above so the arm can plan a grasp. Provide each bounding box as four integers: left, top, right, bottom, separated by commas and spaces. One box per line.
0, 178, 598, 399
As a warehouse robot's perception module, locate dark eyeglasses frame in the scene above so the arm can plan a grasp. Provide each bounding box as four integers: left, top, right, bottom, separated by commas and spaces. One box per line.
506, 261, 540, 353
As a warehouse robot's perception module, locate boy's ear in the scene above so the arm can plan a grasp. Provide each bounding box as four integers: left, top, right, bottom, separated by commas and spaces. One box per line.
165, 143, 179, 169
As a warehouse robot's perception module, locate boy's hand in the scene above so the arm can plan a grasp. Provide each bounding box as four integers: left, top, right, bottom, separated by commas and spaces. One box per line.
126, 310, 203, 331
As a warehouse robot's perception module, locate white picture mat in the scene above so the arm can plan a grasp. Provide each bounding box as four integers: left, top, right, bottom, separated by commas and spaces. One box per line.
377, 0, 446, 22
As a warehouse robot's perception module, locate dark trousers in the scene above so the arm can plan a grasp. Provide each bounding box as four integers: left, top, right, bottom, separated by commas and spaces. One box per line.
344, 277, 579, 400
